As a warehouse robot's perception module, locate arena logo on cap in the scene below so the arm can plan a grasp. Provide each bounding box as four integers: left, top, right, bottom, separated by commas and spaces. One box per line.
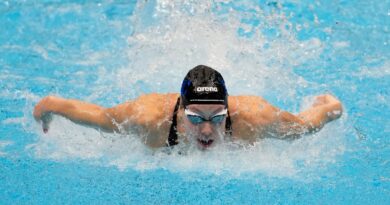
196, 87, 218, 92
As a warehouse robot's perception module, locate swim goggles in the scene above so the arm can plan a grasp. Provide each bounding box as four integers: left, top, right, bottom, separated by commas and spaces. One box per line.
184, 109, 227, 124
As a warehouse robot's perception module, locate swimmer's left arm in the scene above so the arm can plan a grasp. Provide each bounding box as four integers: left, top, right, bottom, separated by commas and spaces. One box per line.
268, 94, 343, 139
297, 94, 343, 132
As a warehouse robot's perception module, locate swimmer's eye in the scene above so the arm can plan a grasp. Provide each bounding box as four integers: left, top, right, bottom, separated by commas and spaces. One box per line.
209, 115, 225, 123
185, 114, 226, 124
186, 115, 206, 124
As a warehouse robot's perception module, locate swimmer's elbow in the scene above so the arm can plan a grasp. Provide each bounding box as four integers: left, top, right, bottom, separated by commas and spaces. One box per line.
97, 109, 118, 132
101, 100, 140, 133
276, 123, 308, 140
272, 112, 314, 140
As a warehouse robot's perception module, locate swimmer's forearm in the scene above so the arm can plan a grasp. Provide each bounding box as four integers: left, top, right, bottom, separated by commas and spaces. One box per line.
272, 99, 342, 138
298, 100, 343, 132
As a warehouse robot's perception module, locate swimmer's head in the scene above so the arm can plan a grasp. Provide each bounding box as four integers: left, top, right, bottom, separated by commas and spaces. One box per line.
181, 65, 228, 108
180, 65, 229, 149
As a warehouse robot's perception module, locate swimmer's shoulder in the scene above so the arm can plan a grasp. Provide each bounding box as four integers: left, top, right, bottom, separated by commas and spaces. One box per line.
126, 93, 180, 124
228, 95, 274, 111
228, 95, 278, 126
133, 93, 179, 107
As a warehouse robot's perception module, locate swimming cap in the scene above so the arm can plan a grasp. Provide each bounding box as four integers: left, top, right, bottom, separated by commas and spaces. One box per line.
181, 65, 228, 108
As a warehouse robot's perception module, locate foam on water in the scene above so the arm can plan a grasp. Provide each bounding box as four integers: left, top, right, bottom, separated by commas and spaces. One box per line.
355, 61, 390, 78
0, 141, 13, 157
22, 0, 348, 179
122, 1, 323, 100
27, 113, 346, 179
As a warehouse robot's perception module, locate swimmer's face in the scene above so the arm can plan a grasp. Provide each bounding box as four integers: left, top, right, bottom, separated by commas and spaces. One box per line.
183, 104, 227, 150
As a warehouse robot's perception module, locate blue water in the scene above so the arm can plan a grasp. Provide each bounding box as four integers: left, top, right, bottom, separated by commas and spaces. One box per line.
1, 0, 389, 204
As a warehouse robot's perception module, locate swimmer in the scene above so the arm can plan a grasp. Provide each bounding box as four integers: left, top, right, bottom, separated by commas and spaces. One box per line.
33, 65, 343, 150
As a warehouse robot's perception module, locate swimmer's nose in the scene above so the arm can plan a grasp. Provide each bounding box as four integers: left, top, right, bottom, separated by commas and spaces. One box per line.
200, 122, 213, 137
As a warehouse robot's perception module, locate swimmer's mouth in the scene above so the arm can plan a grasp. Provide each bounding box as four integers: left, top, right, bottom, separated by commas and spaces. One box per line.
197, 139, 214, 148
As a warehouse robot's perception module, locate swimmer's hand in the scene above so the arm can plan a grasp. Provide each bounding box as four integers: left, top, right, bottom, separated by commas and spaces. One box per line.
295, 94, 342, 133
33, 96, 54, 133
311, 94, 343, 120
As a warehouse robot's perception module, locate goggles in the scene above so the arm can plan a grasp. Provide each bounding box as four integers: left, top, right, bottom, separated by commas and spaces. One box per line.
184, 109, 227, 124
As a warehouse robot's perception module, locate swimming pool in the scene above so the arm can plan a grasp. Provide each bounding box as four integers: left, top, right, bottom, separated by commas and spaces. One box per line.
0, 0, 389, 204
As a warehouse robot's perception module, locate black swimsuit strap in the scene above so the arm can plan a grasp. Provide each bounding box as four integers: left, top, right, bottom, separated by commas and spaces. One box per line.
225, 110, 232, 136
167, 97, 181, 146
167, 97, 233, 147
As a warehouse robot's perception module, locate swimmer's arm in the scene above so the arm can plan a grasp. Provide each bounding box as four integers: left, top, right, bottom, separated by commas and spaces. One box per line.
269, 94, 343, 139
33, 96, 131, 132
297, 94, 343, 131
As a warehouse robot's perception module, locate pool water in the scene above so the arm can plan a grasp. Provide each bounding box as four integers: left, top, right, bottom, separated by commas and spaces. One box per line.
1, 0, 389, 204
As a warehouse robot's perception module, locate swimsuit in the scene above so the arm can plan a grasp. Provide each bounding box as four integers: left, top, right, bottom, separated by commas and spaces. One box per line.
167, 97, 232, 146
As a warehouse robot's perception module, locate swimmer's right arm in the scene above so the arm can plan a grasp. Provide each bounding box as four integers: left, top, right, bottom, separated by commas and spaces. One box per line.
33, 96, 131, 133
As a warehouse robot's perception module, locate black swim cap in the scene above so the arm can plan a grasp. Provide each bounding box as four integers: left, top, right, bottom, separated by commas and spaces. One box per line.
181, 65, 228, 108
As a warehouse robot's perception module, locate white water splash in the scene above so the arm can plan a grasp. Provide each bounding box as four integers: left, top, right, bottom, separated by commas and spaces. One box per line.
22, 0, 346, 179
0, 141, 13, 156
26, 110, 346, 178
355, 61, 390, 78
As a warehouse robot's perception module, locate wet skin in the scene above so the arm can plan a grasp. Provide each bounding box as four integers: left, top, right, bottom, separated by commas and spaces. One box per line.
183, 104, 227, 150
33, 93, 343, 149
